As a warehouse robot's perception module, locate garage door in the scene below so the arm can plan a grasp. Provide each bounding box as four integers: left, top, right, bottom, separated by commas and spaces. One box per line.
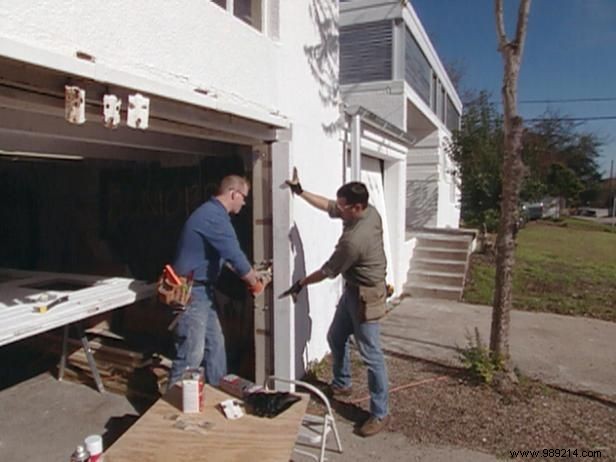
348, 156, 395, 288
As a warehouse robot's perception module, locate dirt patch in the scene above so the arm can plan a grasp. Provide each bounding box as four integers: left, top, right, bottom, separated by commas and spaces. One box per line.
306, 351, 615, 461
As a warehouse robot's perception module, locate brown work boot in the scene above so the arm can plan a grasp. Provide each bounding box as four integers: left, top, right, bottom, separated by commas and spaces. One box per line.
329, 384, 353, 399
358, 415, 391, 437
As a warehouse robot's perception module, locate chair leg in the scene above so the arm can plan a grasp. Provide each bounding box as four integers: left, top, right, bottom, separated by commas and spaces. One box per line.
329, 416, 343, 454
319, 417, 329, 462
266, 376, 344, 460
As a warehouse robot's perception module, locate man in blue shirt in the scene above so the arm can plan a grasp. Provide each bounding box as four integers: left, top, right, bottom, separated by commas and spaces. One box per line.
169, 175, 265, 387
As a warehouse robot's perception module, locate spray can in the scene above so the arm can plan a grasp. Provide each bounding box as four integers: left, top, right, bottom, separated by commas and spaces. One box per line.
181, 367, 204, 413
84, 434, 104, 462
69, 444, 90, 462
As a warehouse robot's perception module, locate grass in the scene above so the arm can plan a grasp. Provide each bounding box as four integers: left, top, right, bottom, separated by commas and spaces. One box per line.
464, 217, 616, 322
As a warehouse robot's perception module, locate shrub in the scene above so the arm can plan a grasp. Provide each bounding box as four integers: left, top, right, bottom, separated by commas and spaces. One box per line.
458, 328, 503, 384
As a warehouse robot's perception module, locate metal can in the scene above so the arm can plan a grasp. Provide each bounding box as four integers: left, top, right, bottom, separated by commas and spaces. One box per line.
181, 367, 204, 413
69, 444, 90, 462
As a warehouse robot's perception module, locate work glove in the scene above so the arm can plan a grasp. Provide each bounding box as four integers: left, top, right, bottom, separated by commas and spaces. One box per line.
244, 391, 302, 418
256, 268, 273, 287
247, 268, 272, 297
248, 280, 265, 297
278, 280, 304, 302
285, 167, 303, 195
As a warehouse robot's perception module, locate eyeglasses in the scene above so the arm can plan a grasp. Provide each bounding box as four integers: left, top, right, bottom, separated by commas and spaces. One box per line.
336, 201, 354, 212
232, 189, 248, 201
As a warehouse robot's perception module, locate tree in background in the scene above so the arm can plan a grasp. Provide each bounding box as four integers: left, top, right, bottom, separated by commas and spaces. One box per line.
490, 0, 531, 383
522, 115, 602, 205
451, 105, 604, 217
449, 92, 504, 231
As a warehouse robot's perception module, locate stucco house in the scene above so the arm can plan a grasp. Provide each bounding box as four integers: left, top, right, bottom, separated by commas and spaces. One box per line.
0, 0, 461, 385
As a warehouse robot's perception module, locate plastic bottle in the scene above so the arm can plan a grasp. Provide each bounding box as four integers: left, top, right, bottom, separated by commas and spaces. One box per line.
69, 444, 90, 462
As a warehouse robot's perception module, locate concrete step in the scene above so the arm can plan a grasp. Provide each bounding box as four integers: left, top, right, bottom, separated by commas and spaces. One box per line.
413, 247, 468, 261
405, 228, 474, 300
407, 228, 478, 241
415, 236, 471, 250
412, 258, 466, 273
407, 270, 465, 286
403, 283, 462, 301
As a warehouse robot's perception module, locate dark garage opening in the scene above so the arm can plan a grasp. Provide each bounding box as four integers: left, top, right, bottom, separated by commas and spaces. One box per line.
0, 150, 259, 389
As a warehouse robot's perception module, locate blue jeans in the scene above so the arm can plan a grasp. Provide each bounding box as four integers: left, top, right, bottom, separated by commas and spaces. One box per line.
169, 286, 227, 387
327, 284, 389, 419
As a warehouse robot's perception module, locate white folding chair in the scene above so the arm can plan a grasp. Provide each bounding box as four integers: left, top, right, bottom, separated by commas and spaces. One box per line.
264, 376, 343, 462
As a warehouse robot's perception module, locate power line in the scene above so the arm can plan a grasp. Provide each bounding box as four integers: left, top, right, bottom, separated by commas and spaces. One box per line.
519, 97, 616, 104
525, 115, 616, 122
491, 97, 616, 105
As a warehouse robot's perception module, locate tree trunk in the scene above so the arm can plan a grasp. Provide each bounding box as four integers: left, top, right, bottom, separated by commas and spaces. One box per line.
490, 0, 532, 376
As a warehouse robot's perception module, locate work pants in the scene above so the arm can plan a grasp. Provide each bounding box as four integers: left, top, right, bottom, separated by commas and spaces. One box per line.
327, 284, 389, 419
169, 286, 227, 387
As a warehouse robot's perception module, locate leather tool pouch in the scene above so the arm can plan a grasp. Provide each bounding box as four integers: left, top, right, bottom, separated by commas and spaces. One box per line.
358, 283, 387, 322
157, 274, 191, 308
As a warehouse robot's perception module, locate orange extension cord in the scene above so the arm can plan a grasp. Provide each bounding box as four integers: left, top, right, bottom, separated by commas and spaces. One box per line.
348, 375, 449, 404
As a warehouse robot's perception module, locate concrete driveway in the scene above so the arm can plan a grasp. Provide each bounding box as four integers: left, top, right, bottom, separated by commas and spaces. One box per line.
381, 298, 616, 402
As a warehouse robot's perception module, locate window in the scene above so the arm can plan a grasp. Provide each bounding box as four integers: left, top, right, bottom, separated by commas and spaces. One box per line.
446, 96, 460, 131
404, 28, 431, 105
440, 87, 446, 122
210, 0, 264, 33
435, 81, 443, 120
431, 73, 437, 112
234, 0, 262, 31
340, 20, 393, 84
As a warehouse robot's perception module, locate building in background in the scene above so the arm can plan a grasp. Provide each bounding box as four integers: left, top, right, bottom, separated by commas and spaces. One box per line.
340, 0, 462, 230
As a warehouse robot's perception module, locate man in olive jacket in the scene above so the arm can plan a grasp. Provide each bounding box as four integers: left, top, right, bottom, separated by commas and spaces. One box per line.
285, 169, 390, 437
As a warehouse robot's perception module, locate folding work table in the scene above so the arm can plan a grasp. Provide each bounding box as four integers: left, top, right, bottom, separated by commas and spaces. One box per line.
0, 268, 155, 392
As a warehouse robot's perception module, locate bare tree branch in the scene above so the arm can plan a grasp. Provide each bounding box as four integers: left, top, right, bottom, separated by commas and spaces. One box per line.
513, 0, 532, 57
495, 0, 507, 51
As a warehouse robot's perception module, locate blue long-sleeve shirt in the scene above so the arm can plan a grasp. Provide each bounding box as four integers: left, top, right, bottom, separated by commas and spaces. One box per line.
173, 198, 252, 283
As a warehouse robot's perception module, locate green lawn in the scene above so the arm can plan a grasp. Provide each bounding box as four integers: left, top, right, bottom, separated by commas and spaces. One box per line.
464, 218, 616, 322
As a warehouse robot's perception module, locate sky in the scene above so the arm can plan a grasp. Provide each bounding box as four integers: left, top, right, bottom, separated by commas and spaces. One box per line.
411, 0, 616, 178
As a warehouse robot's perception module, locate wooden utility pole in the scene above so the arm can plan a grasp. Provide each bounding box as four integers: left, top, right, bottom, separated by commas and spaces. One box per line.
490, 0, 532, 378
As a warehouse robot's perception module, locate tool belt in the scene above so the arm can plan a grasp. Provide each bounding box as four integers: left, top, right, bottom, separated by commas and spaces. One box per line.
157, 265, 192, 308
357, 282, 388, 322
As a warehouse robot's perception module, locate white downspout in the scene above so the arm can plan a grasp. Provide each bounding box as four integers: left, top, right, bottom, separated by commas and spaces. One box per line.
350, 113, 361, 181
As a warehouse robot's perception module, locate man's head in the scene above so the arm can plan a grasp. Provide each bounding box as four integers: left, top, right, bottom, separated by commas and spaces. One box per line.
216, 175, 250, 214
336, 182, 369, 221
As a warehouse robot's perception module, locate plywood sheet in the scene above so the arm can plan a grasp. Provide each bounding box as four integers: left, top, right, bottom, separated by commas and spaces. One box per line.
105, 385, 308, 462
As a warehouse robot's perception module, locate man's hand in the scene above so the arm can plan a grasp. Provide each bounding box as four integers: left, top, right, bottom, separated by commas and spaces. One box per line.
248, 280, 265, 297
256, 268, 273, 287
285, 167, 303, 195
278, 280, 304, 302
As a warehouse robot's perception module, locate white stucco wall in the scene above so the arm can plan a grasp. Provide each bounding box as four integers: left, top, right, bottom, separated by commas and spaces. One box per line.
275, 1, 344, 372
0, 0, 280, 118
